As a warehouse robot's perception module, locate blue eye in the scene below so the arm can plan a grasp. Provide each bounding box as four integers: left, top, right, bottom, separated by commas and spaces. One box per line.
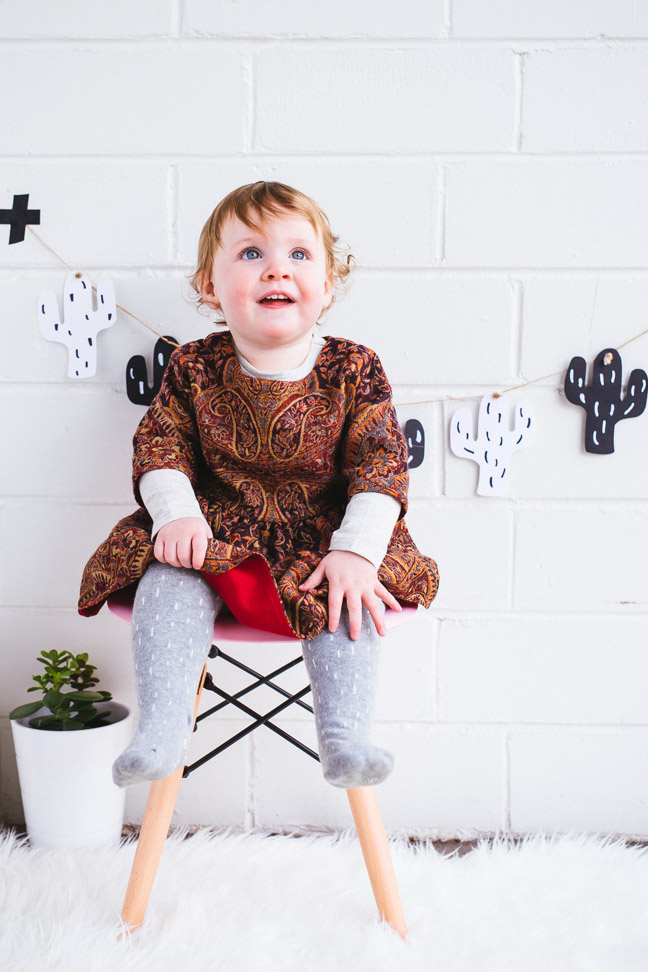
241, 247, 261, 260
291, 249, 308, 260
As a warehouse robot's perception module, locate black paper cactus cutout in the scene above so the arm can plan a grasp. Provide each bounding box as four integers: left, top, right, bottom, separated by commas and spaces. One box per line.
405, 419, 425, 469
564, 348, 647, 454
126, 335, 177, 405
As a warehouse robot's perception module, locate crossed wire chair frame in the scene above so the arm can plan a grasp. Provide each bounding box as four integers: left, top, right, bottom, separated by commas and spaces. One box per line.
112, 609, 409, 940
184, 645, 319, 778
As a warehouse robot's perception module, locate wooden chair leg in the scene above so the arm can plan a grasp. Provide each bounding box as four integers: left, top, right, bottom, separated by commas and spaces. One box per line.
346, 786, 407, 939
120, 665, 208, 933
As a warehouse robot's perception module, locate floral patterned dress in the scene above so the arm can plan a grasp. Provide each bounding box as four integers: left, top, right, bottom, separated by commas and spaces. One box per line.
78, 332, 439, 639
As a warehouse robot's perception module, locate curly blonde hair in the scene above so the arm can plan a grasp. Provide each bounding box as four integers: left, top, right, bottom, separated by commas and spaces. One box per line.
188, 181, 355, 322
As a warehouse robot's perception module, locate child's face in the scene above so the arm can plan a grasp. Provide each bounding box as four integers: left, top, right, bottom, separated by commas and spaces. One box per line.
201, 211, 333, 353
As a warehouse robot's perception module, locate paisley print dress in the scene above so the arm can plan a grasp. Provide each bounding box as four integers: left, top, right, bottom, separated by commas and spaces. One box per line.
78, 332, 439, 640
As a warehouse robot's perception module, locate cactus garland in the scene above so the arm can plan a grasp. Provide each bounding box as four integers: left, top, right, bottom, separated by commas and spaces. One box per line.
32, 252, 648, 482
126, 335, 177, 405
564, 348, 647, 454
450, 396, 534, 497
38, 272, 116, 378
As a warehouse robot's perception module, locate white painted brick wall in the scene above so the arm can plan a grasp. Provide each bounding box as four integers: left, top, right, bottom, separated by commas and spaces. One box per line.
453, 2, 648, 39
0, 46, 248, 156
1, 2, 647, 841
255, 47, 517, 153
523, 48, 648, 152
445, 160, 648, 267
183, 0, 447, 39
0, 1, 176, 37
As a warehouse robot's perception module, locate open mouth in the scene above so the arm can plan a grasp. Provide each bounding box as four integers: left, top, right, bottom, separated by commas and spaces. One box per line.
258, 294, 295, 306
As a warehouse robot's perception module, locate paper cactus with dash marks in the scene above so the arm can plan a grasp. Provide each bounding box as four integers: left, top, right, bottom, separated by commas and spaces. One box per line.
38, 272, 116, 378
564, 348, 647, 454
450, 395, 534, 496
126, 335, 177, 405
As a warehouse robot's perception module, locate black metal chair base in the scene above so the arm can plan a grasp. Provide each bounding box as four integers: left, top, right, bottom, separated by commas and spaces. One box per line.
183, 643, 319, 778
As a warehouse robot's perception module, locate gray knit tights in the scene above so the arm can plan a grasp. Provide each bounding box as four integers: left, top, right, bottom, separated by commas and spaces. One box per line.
301, 604, 394, 787
112, 562, 223, 787
113, 562, 393, 789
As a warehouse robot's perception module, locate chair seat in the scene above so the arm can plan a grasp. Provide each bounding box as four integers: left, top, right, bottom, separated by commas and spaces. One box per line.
107, 588, 417, 642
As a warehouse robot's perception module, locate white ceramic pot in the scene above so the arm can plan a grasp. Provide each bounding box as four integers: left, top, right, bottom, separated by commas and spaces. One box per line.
11, 701, 134, 850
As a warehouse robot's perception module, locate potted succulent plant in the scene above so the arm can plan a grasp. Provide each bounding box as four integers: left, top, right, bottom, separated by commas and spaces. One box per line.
10, 649, 133, 849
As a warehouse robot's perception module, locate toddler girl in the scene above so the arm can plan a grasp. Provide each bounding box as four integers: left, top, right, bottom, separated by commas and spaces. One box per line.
79, 181, 439, 789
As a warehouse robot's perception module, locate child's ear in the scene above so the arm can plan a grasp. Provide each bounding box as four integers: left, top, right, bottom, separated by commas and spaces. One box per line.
321, 273, 333, 310
199, 270, 220, 310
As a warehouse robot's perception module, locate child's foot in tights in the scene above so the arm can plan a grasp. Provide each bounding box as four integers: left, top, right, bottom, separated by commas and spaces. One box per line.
301, 604, 394, 788
112, 562, 223, 787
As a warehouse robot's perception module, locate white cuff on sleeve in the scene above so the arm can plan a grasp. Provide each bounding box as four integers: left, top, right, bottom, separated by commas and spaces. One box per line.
328, 492, 401, 570
138, 469, 205, 539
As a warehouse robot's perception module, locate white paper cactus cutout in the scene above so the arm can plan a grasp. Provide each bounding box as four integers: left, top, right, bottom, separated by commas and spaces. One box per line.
450, 395, 534, 496
38, 272, 116, 378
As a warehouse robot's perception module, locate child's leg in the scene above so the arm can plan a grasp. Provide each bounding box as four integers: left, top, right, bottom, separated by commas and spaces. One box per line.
112, 561, 223, 787
301, 604, 394, 788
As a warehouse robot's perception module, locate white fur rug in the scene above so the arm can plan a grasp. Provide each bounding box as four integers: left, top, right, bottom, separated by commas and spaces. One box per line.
1, 828, 648, 972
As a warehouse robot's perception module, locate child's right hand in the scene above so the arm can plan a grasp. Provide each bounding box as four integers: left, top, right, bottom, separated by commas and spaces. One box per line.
153, 517, 213, 570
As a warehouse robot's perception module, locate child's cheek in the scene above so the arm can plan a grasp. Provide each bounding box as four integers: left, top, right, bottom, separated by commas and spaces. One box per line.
223, 282, 250, 318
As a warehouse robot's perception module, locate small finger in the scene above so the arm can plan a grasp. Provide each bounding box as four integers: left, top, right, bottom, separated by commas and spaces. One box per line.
365, 597, 387, 637
299, 566, 322, 590
176, 535, 190, 569
376, 583, 401, 612
346, 597, 363, 641
176, 537, 193, 570
327, 592, 343, 633
192, 535, 208, 570
153, 536, 165, 563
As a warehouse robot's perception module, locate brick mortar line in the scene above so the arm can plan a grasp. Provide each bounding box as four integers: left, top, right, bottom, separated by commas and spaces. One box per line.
4, 151, 648, 161
0, 38, 647, 48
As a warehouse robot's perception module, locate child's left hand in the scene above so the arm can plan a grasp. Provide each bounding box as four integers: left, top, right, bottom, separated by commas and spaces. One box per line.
298, 550, 402, 641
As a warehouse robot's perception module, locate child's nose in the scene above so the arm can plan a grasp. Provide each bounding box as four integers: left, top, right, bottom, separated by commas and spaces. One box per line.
262, 254, 292, 279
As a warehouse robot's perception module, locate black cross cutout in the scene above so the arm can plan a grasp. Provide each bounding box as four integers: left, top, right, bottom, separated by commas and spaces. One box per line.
0, 194, 40, 244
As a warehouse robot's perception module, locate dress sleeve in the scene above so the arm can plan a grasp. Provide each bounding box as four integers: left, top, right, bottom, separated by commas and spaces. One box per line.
131, 347, 205, 506
341, 348, 409, 518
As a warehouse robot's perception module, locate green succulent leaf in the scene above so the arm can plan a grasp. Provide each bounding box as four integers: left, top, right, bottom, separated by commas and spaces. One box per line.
64, 690, 105, 702
9, 701, 44, 720
43, 689, 63, 710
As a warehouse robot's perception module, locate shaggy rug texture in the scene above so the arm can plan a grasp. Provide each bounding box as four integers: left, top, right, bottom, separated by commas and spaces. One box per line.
1, 828, 648, 972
